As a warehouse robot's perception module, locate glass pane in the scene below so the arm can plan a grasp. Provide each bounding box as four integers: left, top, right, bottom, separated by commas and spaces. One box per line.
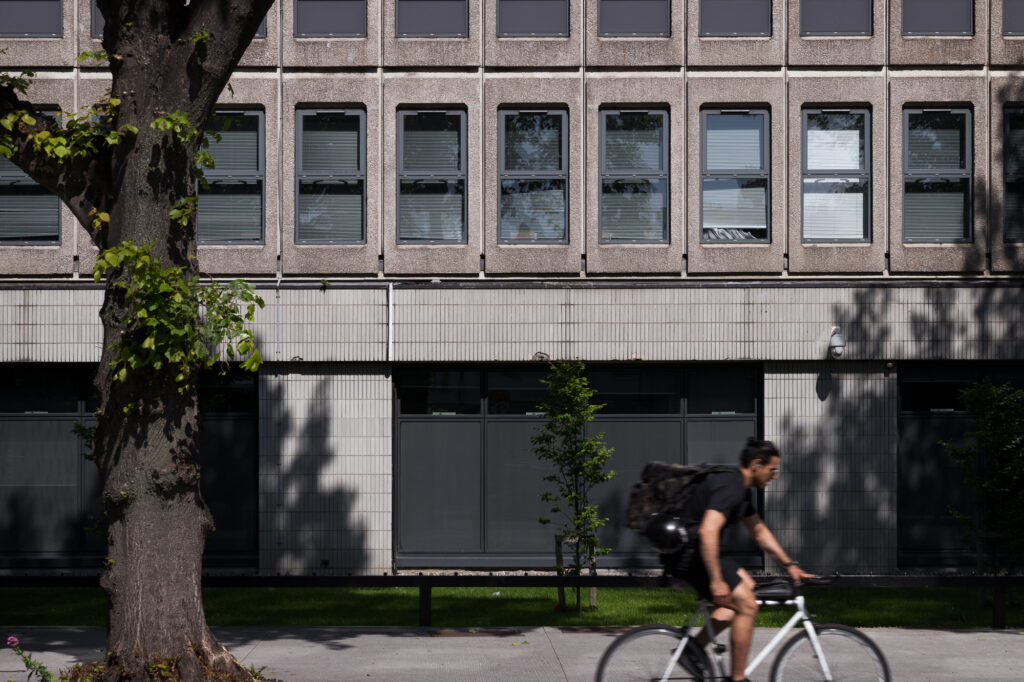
801, 0, 871, 35
687, 366, 757, 415
907, 111, 968, 172
802, 178, 868, 241
301, 113, 361, 173
604, 113, 664, 173
600, 178, 668, 242
503, 112, 563, 173
500, 179, 567, 242
1007, 0, 1024, 35
498, 0, 569, 36
903, 0, 973, 35
0, 364, 86, 413
297, 180, 364, 243
402, 113, 463, 172
702, 177, 768, 241
198, 369, 258, 414
806, 112, 865, 171
207, 114, 261, 172
587, 367, 680, 414
1005, 109, 1024, 177
197, 180, 264, 243
901, 381, 970, 412
487, 370, 548, 415
396, 0, 468, 36
1004, 179, 1024, 242
92, 1, 104, 37
903, 178, 970, 241
0, 0, 62, 37
0, 182, 60, 242
398, 370, 481, 414
598, 0, 671, 36
398, 179, 466, 241
296, 0, 366, 37
705, 112, 765, 171
700, 0, 771, 36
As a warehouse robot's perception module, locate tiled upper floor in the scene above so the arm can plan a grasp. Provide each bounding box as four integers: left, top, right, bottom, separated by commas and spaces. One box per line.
3, 0, 1024, 68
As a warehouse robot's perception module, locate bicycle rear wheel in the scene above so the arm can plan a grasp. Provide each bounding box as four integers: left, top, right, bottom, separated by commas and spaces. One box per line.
769, 623, 891, 682
595, 624, 712, 682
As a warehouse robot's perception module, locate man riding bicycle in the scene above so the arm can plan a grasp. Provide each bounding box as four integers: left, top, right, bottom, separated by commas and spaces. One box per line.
665, 438, 813, 682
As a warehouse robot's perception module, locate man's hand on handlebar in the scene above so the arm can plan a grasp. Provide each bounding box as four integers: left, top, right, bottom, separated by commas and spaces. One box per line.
787, 564, 815, 584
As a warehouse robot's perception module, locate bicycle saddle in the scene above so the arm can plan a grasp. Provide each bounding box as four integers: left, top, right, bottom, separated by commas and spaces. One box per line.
754, 579, 795, 601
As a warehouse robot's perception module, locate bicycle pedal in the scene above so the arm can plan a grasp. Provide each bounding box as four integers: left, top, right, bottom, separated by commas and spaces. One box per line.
712, 644, 727, 654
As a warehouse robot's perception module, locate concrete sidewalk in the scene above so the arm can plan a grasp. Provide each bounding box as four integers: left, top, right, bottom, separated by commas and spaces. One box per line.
2, 625, 1022, 681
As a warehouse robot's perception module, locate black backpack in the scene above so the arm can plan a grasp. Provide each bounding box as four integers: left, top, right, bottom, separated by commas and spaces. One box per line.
627, 462, 737, 535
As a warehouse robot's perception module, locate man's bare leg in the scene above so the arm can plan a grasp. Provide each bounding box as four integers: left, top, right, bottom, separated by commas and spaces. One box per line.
725, 570, 759, 681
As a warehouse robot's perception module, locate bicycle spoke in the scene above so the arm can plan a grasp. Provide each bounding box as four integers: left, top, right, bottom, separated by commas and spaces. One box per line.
770, 624, 891, 682
595, 626, 710, 682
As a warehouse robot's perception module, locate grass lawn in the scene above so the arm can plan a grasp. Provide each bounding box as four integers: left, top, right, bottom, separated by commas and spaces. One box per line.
1, 586, 1020, 629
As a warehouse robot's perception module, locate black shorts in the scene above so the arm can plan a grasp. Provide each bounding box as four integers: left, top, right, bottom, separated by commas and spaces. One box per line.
666, 548, 743, 601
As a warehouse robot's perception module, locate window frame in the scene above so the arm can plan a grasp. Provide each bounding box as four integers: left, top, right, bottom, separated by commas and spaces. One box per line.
197, 109, 266, 246
496, 0, 569, 37
294, 0, 367, 38
901, 107, 973, 244
800, 107, 871, 244
295, 108, 367, 245
497, 108, 569, 244
0, 0, 63, 38
799, 0, 872, 37
698, 0, 772, 37
395, 0, 469, 37
396, 108, 468, 244
1003, 107, 1024, 243
699, 107, 771, 244
597, 0, 671, 37
598, 108, 670, 244
901, 0, 974, 36
0, 106, 61, 246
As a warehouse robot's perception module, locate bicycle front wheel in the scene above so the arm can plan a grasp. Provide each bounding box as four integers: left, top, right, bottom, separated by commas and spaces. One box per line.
769, 623, 891, 682
595, 624, 712, 682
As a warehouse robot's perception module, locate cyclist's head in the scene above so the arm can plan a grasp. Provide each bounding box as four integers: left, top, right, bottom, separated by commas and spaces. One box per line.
740, 437, 779, 468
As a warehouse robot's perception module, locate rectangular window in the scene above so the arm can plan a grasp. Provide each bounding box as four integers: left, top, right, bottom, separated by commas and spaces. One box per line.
0, 0, 62, 37
903, 108, 972, 242
597, 0, 670, 37
902, 0, 973, 35
499, 110, 568, 243
1004, 109, 1024, 242
599, 109, 668, 243
296, 0, 366, 37
198, 110, 265, 244
699, 0, 771, 37
396, 0, 468, 37
800, 0, 871, 36
92, 3, 265, 38
296, 110, 366, 244
0, 156, 61, 245
1006, 0, 1024, 35
497, 0, 568, 37
397, 110, 467, 243
701, 109, 770, 243
802, 109, 870, 242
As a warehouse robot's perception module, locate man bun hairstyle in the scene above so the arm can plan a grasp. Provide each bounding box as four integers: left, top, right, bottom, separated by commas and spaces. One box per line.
740, 437, 779, 468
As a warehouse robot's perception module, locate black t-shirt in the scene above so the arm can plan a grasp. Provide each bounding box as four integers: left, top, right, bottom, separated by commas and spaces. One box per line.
679, 469, 756, 532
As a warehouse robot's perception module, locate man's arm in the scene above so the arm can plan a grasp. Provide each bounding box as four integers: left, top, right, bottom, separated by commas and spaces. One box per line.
698, 509, 731, 605
741, 515, 814, 582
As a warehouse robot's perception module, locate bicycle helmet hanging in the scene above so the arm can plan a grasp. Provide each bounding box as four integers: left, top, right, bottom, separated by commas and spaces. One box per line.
643, 513, 689, 553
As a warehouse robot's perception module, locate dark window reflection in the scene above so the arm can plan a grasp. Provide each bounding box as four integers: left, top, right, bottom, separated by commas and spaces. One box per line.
500, 179, 567, 242
688, 366, 757, 415
0, 365, 92, 414
199, 368, 258, 414
588, 367, 680, 414
901, 381, 970, 412
503, 113, 563, 172
487, 370, 548, 414
907, 112, 967, 171
399, 370, 481, 415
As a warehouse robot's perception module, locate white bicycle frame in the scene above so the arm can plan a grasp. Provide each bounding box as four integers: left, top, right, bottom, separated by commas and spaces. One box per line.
659, 593, 835, 682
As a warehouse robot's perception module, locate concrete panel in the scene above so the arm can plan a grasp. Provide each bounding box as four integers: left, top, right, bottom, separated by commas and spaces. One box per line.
383, 0, 481, 66
992, 0, 1024, 65
584, 0, 684, 67
786, 0, 886, 66
787, 75, 886, 274
381, 75, 482, 275
888, 0, 989, 66
281, 75, 381, 275
686, 75, 785, 274
485, 0, 581, 66
239, 1, 282, 67
584, 75, 684, 274
0, 0, 76, 67
686, 0, 785, 66
990, 74, 1024, 272
888, 74, 988, 274
483, 75, 582, 274
75, 75, 114, 276
282, 0, 381, 67
198, 76, 281, 275
0, 77, 76, 276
